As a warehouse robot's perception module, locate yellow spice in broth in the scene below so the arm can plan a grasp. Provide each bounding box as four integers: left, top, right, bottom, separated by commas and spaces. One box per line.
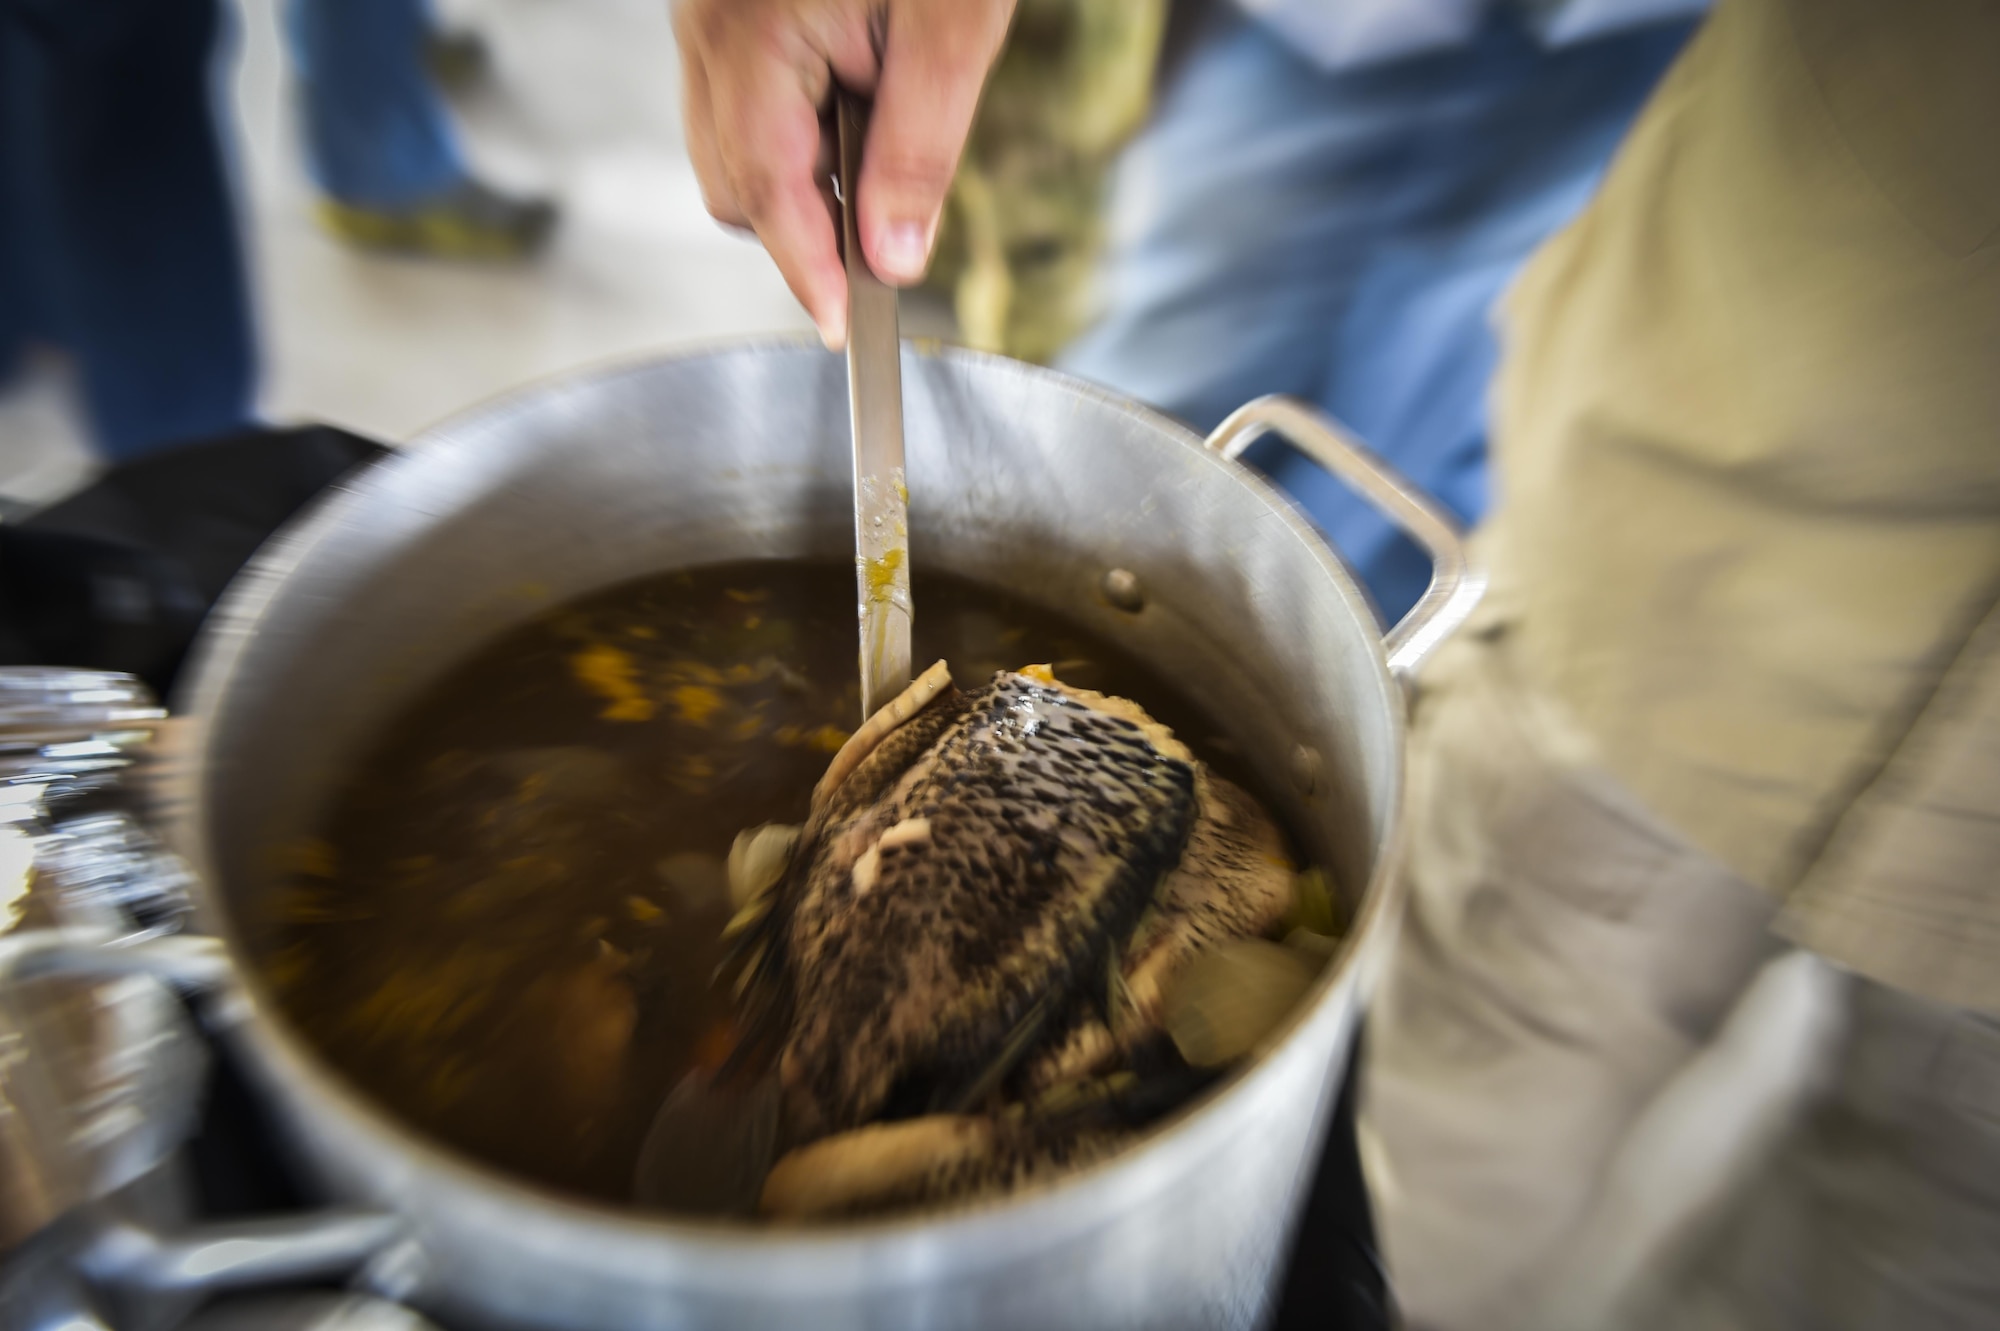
569, 642, 655, 721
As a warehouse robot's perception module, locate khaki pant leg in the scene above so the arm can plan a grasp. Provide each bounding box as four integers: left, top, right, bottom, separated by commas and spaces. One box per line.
1632, 982, 2000, 1331
1359, 626, 1780, 1330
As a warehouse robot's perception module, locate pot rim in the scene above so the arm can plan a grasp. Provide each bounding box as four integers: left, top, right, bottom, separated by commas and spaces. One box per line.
166, 334, 1411, 1266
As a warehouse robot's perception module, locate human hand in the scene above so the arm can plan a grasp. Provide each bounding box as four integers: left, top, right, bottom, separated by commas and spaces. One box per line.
673, 0, 1015, 348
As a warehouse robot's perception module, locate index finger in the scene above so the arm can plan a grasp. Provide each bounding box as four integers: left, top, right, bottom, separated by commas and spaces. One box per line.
701, 34, 848, 346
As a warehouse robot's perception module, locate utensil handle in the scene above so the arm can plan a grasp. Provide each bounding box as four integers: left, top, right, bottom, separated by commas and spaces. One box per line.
836, 89, 913, 719
1204, 396, 1485, 680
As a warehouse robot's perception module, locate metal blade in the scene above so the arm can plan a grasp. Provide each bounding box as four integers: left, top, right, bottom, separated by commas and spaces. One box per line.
836, 92, 912, 722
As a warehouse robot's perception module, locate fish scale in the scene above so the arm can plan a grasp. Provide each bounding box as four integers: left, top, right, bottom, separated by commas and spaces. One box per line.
753, 673, 1198, 1143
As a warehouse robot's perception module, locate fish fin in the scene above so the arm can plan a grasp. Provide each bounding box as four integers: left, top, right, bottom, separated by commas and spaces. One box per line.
814, 660, 954, 803
1029, 1072, 1132, 1122
729, 940, 770, 1001
1107, 948, 1138, 1036
715, 835, 811, 1067
726, 823, 801, 911
760, 1115, 995, 1220
719, 893, 773, 942
945, 991, 1056, 1114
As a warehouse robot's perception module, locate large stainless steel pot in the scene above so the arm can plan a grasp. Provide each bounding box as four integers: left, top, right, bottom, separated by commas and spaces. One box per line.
162, 339, 1480, 1330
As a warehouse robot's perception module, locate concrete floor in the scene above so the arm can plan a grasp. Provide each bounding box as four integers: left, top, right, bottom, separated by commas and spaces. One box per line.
0, 0, 884, 506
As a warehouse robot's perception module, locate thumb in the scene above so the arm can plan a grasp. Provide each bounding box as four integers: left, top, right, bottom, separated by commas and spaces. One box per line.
858, 0, 1014, 286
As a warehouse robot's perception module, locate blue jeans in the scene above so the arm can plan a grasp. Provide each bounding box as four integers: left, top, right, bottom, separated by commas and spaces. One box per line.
0, 0, 256, 460
287, 0, 463, 208
1058, 10, 1693, 622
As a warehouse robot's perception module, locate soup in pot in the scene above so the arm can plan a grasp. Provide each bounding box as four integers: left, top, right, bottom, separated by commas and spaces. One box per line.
262, 561, 1342, 1214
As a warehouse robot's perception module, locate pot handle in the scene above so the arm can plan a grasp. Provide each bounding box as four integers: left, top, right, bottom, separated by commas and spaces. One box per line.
78, 1207, 409, 1299
0, 925, 232, 991
1204, 396, 1486, 679
3, 926, 416, 1307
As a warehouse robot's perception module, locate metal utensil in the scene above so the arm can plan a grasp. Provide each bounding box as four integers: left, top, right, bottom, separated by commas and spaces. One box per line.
835, 90, 912, 720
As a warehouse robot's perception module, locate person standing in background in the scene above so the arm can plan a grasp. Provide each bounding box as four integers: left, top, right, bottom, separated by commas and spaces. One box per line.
675, 0, 2000, 1326
0, 0, 255, 462
1056, 0, 1698, 621
286, 0, 557, 260
679, 0, 1699, 622
906, 0, 1699, 623
1366, 2, 2000, 1324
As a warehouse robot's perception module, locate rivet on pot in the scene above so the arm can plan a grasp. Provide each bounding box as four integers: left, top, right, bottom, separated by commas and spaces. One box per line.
1290, 744, 1321, 797
1101, 568, 1145, 613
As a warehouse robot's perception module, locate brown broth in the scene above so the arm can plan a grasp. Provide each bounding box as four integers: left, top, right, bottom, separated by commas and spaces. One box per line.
263, 561, 1290, 1205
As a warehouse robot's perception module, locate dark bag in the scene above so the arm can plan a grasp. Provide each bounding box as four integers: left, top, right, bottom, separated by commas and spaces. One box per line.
0, 425, 385, 696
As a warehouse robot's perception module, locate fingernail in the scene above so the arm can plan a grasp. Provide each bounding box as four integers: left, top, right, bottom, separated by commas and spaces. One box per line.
818, 309, 847, 352
871, 220, 930, 285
